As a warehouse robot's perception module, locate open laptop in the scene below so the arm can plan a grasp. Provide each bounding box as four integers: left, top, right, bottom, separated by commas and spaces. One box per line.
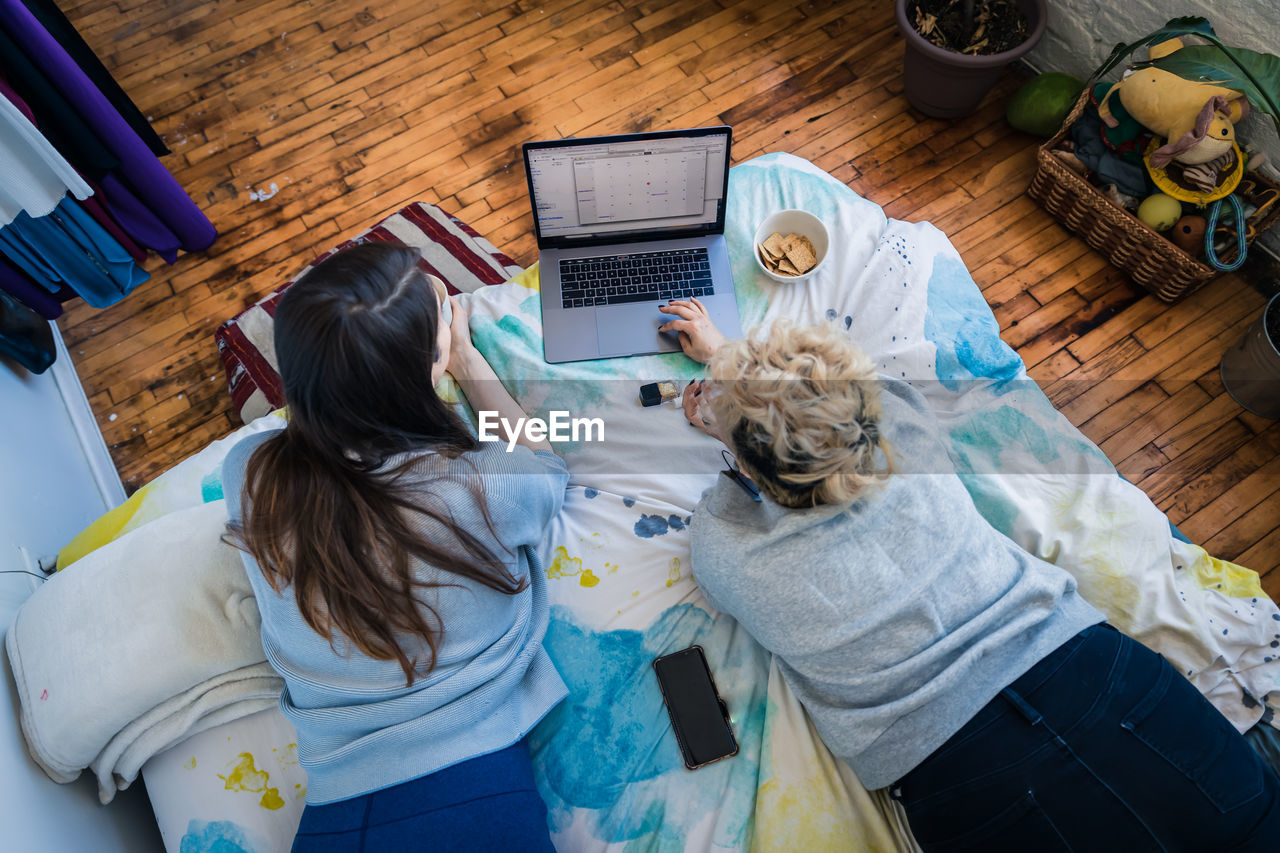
522, 126, 742, 363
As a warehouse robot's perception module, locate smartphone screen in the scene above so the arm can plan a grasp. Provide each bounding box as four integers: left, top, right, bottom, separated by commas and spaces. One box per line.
652, 645, 739, 769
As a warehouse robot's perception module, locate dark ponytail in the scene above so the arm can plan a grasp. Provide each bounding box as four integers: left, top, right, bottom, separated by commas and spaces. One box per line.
226, 244, 523, 685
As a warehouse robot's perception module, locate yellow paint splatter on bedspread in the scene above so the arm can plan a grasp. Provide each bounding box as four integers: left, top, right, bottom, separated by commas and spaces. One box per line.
753, 664, 913, 853
547, 546, 582, 580
1183, 548, 1264, 599
755, 777, 876, 852
273, 743, 299, 767
218, 752, 285, 810
546, 545, 601, 587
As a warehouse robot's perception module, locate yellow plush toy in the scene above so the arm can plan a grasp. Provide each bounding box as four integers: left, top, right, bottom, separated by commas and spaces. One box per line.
1098, 38, 1249, 168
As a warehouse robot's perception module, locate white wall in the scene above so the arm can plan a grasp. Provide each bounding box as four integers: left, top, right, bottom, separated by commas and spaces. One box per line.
1028, 0, 1280, 255
0, 325, 162, 851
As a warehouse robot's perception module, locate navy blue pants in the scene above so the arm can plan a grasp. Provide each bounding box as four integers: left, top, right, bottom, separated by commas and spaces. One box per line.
290, 740, 555, 852
893, 624, 1280, 851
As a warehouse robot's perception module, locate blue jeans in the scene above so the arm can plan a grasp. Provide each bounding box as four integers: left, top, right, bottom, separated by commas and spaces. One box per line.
892, 624, 1280, 851
290, 740, 555, 852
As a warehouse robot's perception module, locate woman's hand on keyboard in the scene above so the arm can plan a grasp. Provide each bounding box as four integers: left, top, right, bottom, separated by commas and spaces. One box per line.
659, 297, 727, 364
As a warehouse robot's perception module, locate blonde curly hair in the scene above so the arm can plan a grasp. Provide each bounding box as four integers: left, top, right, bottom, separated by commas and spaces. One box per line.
707, 320, 894, 508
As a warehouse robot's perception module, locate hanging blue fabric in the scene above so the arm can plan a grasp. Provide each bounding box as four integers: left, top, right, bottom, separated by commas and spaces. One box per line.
0, 195, 148, 308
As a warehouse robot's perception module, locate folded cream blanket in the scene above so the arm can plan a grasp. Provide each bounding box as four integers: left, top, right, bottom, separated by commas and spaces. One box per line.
4, 499, 282, 803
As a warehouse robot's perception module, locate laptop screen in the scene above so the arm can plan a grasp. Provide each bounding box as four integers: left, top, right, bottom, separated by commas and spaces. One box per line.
523, 127, 731, 249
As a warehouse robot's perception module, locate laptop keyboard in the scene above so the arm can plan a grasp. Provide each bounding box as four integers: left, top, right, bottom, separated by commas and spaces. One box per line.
559, 248, 713, 309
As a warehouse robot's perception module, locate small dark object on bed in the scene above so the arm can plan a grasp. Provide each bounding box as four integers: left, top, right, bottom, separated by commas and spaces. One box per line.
639, 381, 680, 407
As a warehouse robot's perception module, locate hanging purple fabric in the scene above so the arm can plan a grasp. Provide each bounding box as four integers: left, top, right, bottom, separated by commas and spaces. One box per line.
0, 25, 118, 179
0, 0, 216, 253
0, 253, 60, 318
80, 176, 146, 263
98, 172, 181, 263
18, 0, 169, 157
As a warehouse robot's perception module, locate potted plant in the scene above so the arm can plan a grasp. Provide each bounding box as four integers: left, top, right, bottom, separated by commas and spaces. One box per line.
1220, 292, 1280, 419
894, 0, 1048, 118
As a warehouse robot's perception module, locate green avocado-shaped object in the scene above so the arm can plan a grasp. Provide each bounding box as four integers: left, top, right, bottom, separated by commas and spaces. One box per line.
1007, 72, 1085, 137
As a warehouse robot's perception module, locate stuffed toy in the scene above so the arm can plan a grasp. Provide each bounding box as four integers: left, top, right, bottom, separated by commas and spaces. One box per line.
1097, 38, 1249, 169
1089, 82, 1148, 158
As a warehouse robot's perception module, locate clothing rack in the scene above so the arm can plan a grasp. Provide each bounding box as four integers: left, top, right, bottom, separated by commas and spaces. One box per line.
0, 0, 216, 374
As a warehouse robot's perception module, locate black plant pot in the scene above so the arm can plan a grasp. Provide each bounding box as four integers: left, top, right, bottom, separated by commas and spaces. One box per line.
895, 0, 1048, 119
1221, 293, 1280, 419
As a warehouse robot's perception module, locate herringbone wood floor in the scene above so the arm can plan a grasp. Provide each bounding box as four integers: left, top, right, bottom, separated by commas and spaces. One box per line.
56, 0, 1280, 589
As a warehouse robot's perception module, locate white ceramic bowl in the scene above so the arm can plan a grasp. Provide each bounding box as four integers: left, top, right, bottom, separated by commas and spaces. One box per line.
752, 209, 830, 282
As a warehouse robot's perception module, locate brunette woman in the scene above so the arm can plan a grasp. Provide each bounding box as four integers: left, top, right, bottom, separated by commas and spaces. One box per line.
224, 244, 568, 851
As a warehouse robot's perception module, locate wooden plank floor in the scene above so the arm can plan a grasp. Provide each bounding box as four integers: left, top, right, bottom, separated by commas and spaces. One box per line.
57, 0, 1280, 589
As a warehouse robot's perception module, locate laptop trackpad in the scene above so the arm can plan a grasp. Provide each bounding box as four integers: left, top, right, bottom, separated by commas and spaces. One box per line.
596, 305, 679, 357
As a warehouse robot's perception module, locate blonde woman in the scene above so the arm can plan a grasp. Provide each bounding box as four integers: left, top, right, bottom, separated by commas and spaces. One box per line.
658, 298, 1280, 851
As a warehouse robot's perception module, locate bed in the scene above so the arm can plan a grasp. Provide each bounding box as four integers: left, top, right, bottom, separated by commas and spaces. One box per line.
22, 153, 1280, 852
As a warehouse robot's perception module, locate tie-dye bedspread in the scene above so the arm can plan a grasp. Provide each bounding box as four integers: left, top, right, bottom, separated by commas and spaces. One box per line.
70, 153, 1280, 852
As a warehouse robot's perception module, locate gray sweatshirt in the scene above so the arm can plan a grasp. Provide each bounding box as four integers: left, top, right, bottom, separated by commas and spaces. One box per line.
689, 377, 1103, 789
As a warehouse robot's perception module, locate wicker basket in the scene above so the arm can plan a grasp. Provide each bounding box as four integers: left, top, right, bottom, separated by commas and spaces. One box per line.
1027, 90, 1280, 303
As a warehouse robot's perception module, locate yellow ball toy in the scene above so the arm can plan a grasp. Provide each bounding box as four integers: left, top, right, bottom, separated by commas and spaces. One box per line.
1137, 193, 1183, 232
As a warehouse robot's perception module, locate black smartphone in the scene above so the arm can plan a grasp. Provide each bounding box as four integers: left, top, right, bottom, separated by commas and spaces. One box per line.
652, 645, 739, 770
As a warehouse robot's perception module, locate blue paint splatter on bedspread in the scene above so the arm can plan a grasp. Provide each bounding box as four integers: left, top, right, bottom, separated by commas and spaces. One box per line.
634, 515, 669, 538
922, 254, 1023, 391
180, 820, 259, 853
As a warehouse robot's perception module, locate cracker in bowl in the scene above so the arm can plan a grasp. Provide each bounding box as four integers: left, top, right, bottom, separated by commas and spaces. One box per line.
757, 231, 816, 276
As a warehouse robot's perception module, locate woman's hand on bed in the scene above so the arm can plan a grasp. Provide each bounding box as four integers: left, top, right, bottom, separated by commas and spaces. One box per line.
444, 297, 554, 452
659, 298, 727, 364
683, 380, 728, 444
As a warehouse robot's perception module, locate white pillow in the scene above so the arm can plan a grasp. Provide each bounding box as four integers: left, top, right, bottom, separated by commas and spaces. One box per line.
5, 500, 281, 803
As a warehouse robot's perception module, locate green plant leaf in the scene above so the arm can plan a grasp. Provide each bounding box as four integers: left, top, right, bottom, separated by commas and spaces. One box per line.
1090, 16, 1217, 83
1148, 44, 1280, 130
